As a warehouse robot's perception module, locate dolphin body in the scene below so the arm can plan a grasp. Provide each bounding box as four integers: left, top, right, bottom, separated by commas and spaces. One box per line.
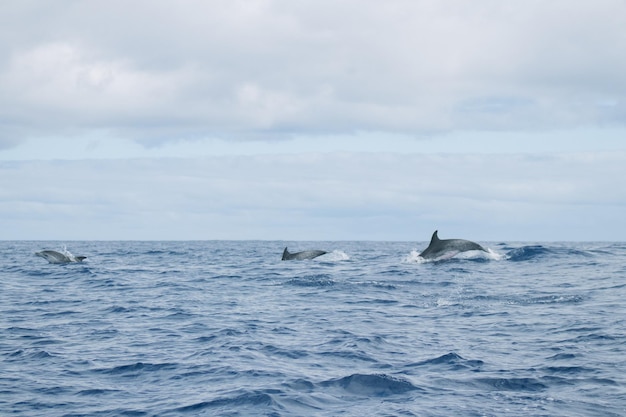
282, 247, 327, 261
35, 250, 87, 264
419, 230, 487, 260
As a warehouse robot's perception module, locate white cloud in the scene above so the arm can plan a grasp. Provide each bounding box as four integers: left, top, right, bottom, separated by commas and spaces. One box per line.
2, 2, 625, 243
2, 128, 625, 161
1, 0, 625, 148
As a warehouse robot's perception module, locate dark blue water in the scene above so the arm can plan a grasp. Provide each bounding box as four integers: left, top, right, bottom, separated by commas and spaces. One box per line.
1, 241, 625, 416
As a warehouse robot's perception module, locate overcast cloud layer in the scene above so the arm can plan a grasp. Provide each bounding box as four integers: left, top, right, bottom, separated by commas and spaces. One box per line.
2, 152, 625, 241
1, 0, 626, 147
2, 2, 626, 241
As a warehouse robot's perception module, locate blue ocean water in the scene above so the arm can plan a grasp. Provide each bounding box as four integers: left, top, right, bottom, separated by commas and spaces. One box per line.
1, 240, 625, 416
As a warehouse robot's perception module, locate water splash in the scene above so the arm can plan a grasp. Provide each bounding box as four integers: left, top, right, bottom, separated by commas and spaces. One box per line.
403, 248, 503, 263
324, 250, 350, 261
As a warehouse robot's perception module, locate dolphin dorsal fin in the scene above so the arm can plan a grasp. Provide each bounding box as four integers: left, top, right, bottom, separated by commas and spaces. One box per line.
282, 247, 289, 260
430, 230, 440, 243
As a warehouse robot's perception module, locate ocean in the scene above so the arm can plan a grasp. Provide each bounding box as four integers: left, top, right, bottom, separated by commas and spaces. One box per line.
1, 240, 625, 416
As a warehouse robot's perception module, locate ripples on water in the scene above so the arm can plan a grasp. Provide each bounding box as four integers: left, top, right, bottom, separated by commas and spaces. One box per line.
1, 241, 625, 416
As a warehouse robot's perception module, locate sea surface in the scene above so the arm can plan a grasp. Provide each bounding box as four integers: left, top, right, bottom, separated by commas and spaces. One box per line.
1, 240, 625, 416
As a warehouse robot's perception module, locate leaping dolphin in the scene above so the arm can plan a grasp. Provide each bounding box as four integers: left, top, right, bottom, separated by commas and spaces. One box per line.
282, 247, 327, 261
35, 250, 87, 264
419, 230, 487, 260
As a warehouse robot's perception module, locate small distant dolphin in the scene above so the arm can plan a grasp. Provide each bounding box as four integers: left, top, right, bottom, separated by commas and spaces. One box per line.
35, 250, 87, 264
419, 230, 487, 260
282, 247, 327, 261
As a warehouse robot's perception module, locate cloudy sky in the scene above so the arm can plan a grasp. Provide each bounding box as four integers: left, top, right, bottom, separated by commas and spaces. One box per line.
1, 0, 625, 241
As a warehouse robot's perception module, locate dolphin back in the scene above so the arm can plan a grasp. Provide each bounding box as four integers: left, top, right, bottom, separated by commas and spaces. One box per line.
36, 250, 71, 264
419, 230, 486, 260
418, 230, 442, 259
282, 247, 327, 261
35, 250, 87, 264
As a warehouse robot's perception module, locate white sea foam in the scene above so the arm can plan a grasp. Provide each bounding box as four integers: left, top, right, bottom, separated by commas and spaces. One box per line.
324, 250, 350, 261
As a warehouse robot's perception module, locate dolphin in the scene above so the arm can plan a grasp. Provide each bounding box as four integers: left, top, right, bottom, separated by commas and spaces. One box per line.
418, 230, 487, 260
282, 247, 327, 261
35, 250, 87, 264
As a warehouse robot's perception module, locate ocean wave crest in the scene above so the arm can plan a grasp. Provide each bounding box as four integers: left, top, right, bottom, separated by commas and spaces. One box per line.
319, 373, 421, 397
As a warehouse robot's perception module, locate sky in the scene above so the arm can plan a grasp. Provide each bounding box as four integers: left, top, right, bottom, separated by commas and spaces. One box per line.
1, 0, 625, 241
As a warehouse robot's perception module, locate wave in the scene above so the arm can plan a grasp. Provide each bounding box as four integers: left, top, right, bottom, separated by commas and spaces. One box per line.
407, 352, 484, 371
470, 377, 548, 392
505, 245, 598, 261
547, 353, 577, 361
505, 245, 552, 261
170, 390, 278, 414
540, 365, 597, 375
262, 344, 309, 360
319, 373, 421, 397
284, 274, 336, 287
6, 349, 57, 361
144, 249, 186, 256
76, 388, 122, 396
509, 294, 585, 305
93, 361, 178, 376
